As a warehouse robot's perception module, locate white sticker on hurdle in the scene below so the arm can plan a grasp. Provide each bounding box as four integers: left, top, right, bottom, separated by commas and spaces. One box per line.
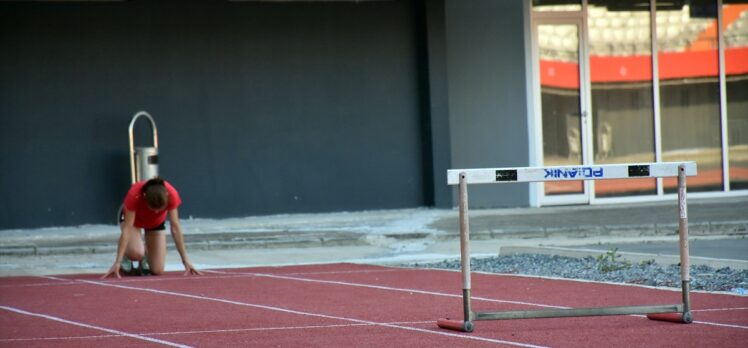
447, 162, 696, 185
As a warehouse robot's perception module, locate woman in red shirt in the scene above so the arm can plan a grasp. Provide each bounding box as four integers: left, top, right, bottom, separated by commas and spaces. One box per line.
102, 177, 201, 278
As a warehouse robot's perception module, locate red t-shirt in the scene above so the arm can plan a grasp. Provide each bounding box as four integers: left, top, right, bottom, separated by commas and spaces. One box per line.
123, 180, 182, 229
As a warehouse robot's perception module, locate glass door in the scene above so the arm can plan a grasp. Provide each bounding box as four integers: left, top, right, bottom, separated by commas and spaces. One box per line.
533, 17, 593, 205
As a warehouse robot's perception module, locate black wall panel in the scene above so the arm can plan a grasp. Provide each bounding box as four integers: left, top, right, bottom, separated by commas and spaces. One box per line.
0, 0, 429, 228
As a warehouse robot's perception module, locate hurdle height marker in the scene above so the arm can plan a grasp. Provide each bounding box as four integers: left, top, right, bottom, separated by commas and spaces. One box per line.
437, 162, 696, 332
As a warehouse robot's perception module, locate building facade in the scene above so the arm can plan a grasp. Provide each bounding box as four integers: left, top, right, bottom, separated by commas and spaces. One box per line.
0, 0, 745, 229
528, 0, 748, 207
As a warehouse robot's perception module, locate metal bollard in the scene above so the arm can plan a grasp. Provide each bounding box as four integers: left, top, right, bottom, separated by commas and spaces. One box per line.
128, 111, 159, 183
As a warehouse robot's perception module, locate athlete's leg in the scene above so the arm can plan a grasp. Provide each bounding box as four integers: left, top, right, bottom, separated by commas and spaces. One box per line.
124, 229, 146, 262
145, 229, 167, 275
119, 209, 145, 262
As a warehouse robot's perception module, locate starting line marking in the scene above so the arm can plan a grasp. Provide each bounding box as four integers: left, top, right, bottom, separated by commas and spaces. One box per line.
0, 305, 192, 348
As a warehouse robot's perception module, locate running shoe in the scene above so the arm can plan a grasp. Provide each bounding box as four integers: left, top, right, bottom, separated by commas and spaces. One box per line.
120, 256, 133, 275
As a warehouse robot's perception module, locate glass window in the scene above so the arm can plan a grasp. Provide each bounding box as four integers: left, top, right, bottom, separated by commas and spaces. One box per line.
588, 0, 656, 197
537, 23, 584, 195
658, 0, 723, 193
533, 0, 581, 12
723, 1, 748, 190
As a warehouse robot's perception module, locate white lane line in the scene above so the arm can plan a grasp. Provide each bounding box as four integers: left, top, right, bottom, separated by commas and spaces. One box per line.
692, 307, 748, 312
25, 270, 748, 333
625, 314, 748, 329
207, 269, 748, 330
0, 281, 79, 288
37, 275, 64, 281
0, 274, 250, 288
0, 321, 433, 343
78, 279, 548, 348
0, 275, 78, 288
147, 320, 434, 337
692, 321, 748, 329
0, 305, 192, 348
204, 270, 567, 309
282, 269, 409, 276
30, 272, 748, 330
0, 269, 404, 288
0, 334, 120, 343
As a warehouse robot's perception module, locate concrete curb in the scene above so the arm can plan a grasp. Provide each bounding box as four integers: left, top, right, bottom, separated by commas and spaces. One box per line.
450, 221, 748, 240
2, 221, 747, 257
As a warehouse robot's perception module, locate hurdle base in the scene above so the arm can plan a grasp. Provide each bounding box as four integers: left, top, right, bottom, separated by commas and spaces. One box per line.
647, 312, 693, 324
473, 304, 682, 321
437, 318, 474, 332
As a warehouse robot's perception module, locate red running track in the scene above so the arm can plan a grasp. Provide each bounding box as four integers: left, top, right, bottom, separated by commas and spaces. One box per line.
1, 263, 746, 347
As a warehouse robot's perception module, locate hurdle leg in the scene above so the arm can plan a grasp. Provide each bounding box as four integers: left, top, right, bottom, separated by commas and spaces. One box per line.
648, 164, 693, 324
437, 172, 475, 332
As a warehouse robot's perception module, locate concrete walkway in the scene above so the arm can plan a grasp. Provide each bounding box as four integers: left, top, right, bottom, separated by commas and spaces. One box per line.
0, 195, 746, 276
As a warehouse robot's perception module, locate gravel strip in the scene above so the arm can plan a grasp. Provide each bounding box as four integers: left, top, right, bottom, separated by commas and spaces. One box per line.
408, 254, 748, 293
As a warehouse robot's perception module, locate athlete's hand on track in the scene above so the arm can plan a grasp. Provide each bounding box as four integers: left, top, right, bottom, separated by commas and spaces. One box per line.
101, 263, 122, 279
183, 261, 202, 276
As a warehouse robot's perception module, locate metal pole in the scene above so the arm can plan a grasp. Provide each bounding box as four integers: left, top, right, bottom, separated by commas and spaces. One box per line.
677, 164, 693, 323
458, 173, 474, 328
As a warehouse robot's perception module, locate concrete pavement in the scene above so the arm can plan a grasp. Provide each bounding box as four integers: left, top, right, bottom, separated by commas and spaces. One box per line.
0, 195, 746, 276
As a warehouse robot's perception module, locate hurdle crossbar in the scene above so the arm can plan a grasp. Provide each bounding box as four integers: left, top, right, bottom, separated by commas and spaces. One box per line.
437, 162, 696, 333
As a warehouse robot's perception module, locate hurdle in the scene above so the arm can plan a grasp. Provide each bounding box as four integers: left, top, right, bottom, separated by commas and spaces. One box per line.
437, 162, 697, 332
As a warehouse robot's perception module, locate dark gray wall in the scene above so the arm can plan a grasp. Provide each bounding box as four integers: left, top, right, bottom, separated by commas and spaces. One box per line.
444, 0, 531, 208
0, 0, 443, 229
419, 0, 452, 208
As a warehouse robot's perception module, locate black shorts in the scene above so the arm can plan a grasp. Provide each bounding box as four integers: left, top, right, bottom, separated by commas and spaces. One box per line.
119, 209, 166, 232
